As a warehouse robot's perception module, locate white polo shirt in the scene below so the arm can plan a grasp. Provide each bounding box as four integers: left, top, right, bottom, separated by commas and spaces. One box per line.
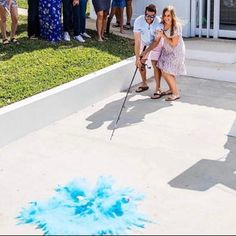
133, 15, 163, 46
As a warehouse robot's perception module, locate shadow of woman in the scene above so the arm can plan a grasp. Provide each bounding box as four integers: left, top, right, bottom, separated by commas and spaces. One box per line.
86, 92, 172, 130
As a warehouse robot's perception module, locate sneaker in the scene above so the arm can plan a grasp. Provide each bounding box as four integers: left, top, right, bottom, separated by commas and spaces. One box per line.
123, 24, 132, 30
29, 35, 39, 40
74, 35, 85, 43
81, 32, 91, 38
63, 32, 71, 41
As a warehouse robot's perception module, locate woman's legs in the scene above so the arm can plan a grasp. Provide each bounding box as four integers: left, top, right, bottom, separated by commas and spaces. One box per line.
151, 60, 162, 92
96, 10, 104, 41
0, 6, 7, 40
97, 11, 107, 40
10, 6, 18, 39
162, 71, 180, 99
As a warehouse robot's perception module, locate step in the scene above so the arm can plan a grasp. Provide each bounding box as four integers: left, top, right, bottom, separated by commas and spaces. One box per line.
186, 59, 236, 83
185, 38, 236, 64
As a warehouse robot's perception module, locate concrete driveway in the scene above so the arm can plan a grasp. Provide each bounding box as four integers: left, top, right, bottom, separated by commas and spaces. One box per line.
0, 76, 236, 235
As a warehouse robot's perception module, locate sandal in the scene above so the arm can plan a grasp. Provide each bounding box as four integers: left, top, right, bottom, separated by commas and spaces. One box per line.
112, 22, 120, 28
165, 94, 180, 101
161, 90, 172, 96
2, 38, 9, 45
123, 24, 132, 30
10, 37, 20, 44
151, 90, 163, 99
135, 85, 149, 93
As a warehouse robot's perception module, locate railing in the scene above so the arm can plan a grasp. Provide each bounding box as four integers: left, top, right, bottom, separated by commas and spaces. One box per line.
191, 0, 220, 38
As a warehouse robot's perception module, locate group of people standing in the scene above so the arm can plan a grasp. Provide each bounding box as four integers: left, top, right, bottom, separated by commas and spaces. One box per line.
0, 0, 133, 44
134, 4, 186, 101
27, 0, 90, 42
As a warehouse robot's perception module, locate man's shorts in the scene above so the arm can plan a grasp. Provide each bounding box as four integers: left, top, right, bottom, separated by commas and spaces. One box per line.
141, 38, 164, 61
0, 0, 17, 7
112, 0, 126, 8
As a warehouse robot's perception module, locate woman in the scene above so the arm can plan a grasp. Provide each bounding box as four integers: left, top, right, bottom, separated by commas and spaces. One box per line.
39, 0, 62, 42
142, 5, 186, 101
157, 5, 186, 101
0, 0, 19, 44
92, 0, 111, 41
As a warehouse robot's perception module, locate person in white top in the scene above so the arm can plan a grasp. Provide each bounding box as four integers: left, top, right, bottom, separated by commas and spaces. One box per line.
133, 4, 164, 99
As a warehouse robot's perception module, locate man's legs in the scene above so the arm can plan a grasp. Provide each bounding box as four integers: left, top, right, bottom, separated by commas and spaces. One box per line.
27, 0, 39, 38
62, 0, 72, 33
135, 58, 149, 92
79, 0, 86, 34
106, 6, 116, 33
124, 0, 132, 29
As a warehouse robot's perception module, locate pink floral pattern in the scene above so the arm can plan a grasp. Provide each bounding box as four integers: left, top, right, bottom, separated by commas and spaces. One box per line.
158, 24, 186, 76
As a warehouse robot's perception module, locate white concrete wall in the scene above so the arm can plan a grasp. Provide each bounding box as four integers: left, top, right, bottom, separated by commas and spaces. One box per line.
89, 0, 191, 37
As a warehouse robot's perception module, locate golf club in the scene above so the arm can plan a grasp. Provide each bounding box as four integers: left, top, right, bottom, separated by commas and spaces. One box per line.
110, 45, 147, 140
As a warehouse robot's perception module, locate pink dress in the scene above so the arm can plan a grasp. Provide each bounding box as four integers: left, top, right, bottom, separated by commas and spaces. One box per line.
158, 24, 186, 76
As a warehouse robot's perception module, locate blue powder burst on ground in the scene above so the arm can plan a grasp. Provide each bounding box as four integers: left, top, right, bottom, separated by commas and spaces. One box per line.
17, 176, 150, 235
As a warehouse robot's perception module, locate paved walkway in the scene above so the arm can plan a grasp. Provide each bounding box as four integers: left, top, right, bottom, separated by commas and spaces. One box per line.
0, 76, 236, 234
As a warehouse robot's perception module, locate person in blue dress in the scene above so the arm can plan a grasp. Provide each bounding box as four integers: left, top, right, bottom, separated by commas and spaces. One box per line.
39, 0, 62, 42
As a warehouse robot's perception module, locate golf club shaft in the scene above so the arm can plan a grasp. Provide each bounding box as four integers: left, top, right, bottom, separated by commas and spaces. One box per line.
110, 46, 147, 140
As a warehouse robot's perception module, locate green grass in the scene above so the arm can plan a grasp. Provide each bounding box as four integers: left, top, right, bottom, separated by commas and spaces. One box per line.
0, 16, 134, 108
17, 0, 28, 9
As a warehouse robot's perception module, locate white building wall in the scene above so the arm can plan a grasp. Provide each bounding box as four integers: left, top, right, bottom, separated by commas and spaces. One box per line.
89, 0, 191, 37
132, 0, 191, 37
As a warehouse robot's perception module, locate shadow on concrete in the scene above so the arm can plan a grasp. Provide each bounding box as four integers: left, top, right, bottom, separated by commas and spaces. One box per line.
177, 76, 236, 112
168, 135, 236, 191
86, 90, 171, 130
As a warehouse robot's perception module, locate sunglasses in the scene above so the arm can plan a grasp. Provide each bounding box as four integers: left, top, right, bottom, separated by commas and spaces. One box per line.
145, 14, 156, 19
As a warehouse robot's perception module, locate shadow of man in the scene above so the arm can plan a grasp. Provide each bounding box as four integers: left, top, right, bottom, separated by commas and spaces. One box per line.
86, 92, 172, 130
168, 135, 236, 191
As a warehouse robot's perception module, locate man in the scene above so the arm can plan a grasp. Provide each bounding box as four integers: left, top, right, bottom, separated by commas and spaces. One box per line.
133, 4, 164, 98
63, 0, 85, 42
27, 0, 40, 39
78, 0, 91, 38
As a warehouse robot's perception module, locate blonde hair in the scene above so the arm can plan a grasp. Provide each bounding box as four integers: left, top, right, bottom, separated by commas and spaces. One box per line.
161, 5, 179, 36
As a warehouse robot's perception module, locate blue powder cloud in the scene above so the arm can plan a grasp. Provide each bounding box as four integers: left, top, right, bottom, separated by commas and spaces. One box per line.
17, 176, 150, 235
